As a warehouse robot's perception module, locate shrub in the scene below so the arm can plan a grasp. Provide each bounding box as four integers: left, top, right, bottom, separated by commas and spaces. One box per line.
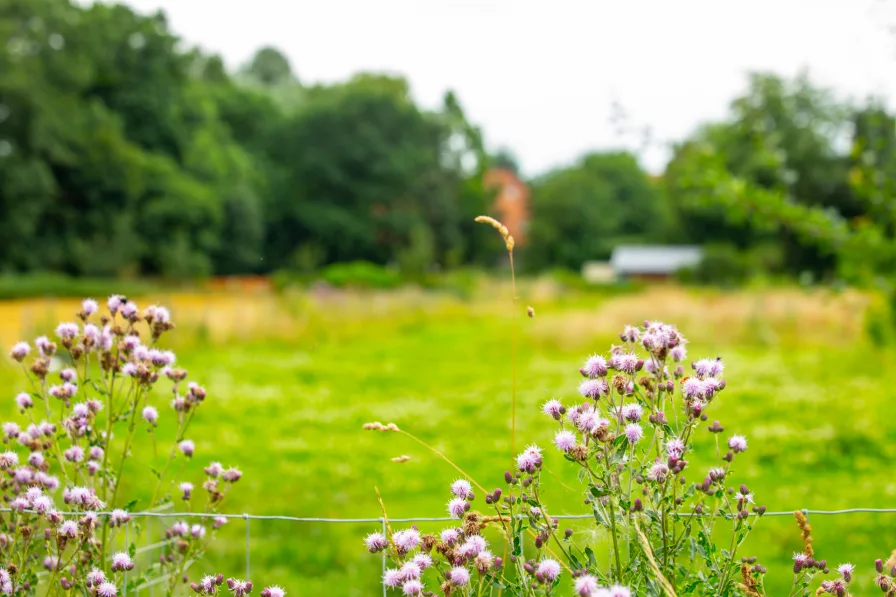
318, 262, 403, 289
3, 296, 242, 596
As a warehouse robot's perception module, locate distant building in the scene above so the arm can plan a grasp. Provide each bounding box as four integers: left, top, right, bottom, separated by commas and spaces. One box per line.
610, 245, 703, 280
483, 168, 530, 247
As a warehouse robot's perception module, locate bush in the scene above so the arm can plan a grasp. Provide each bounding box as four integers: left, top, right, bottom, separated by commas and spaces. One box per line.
318, 261, 403, 289
0, 274, 158, 300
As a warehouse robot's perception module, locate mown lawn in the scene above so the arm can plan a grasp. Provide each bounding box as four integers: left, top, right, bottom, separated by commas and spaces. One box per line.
0, 283, 893, 596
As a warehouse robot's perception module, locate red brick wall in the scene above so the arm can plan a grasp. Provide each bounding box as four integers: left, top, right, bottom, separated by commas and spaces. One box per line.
483, 168, 530, 246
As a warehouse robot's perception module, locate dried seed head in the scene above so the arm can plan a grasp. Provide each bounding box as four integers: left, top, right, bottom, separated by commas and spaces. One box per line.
391, 455, 410, 463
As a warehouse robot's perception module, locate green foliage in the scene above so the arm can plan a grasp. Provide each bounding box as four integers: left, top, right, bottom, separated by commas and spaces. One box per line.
318, 261, 403, 289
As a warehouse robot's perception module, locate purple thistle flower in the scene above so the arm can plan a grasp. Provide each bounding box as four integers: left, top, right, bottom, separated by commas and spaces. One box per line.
82, 298, 98, 316
107, 295, 123, 313
2, 422, 18, 439
624, 423, 643, 444
665, 438, 685, 459
838, 563, 854, 582
440, 528, 460, 545
613, 353, 639, 374
89, 446, 104, 461
537, 559, 561, 582
447, 566, 470, 586
35, 335, 54, 356
180, 482, 193, 500
142, 406, 159, 425
392, 529, 421, 554
382, 569, 402, 588
682, 377, 705, 399
33, 495, 52, 513
574, 575, 599, 597
213, 516, 228, 529
97, 582, 118, 597
553, 430, 577, 452
72, 402, 89, 418
9, 342, 30, 362
609, 587, 632, 597
582, 355, 608, 377
578, 378, 608, 399
669, 345, 687, 362
459, 535, 487, 558
728, 435, 748, 453
398, 562, 420, 581
620, 325, 640, 343
515, 445, 543, 473
28, 452, 44, 467
647, 462, 670, 483
226, 579, 253, 597
119, 301, 138, 320
43, 555, 59, 571
83, 324, 99, 344
64, 446, 84, 463
693, 357, 724, 378
621, 403, 643, 422
0, 451, 18, 468
59, 520, 78, 537
14, 392, 33, 410
412, 554, 432, 570
450, 479, 473, 499
110, 509, 130, 527
400, 580, 422, 596
179, 440, 195, 457
111, 552, 134, 572
222, 467, 242, 482
260, 587, 285, 597
447, 497, 468, 519
86, 568, 106, 587
541, 399, 564, 419
190, 524, 206, 539
55, 323, 79, 340
60, 368, 77, 383
364, 532, 388, 553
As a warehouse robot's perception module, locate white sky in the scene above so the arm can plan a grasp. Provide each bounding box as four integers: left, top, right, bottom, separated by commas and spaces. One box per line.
121, 0, 896, 175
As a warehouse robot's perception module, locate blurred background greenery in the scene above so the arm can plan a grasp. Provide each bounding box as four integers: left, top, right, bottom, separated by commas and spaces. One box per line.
3, 0, 896, 595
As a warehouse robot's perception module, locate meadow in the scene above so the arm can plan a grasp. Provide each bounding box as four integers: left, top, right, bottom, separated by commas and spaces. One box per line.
0, 281, 893, 596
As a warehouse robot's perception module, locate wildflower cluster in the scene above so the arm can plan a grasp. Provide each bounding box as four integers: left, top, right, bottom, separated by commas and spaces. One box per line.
3, 297, 242, 596
188, 573, 284, 597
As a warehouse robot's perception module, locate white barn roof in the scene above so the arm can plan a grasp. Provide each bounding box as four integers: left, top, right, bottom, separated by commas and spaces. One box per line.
610, 245, 703, 275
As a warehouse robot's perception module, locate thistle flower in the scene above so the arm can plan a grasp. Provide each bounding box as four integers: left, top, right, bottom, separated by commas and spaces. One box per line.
81, 298, 98, 317
86, 568, 106, 587
83, 324, 99, 344
682, 377, 705, 399
728, 435, 748, 453
450, 479, 473, 499
398, 562, 420, 581
669, 345, 687, 362
608, 587, 632, 597
579, 378, 608, 399
111, 552, 134, 572
60, 368, 77, 383
97, 582, 118, 597
621, 403, 643, 422
447, 567, 470, 586
213, 516, 228, 529
665, 438, 685, 459
9, 342, 29, 362
837, 563, 854, 582
43, 555, 60, 571
440, 528, 460, 545
222, 467, 242, 482
142, 406, 159, 425
382, 569, 402, 588
582, 355, 608, 377
625, 423, 643, 444
64, 446, 84, 462
647, 462, 670, 483
179, 440, 195, 457
260, 587, 285, 597
109, 509, 130, 527
0, 451, 19, 468
447, 497, 468, 519
35, 335, 54, 356
612, 353, 639, 374
542, 399, 564, 419
474, 550, 494, 573
400, 580, 422, 596
2, 422, 18, 439
55, 323, 79, 340
412, 554, 432, 570
620, 325, 640, 343
536, 559, 561, 582
190, 524, 206, 539
574, 574, 599, 596
459, 535, 487, 558
226, 579, 252, 597
364, 532, 388, 553
59, 520, 79, 537
392, 529, 421, 554
693, 357, 724, 378
180, 482, 194, 500
119, 302, 138, 320
33, 495, 52, 513
14, 392, 33, 410
553, 430, 577, 452
516, 445, 543, 473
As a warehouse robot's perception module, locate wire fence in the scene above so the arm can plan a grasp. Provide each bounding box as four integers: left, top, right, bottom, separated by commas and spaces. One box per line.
7, 507, 896, 597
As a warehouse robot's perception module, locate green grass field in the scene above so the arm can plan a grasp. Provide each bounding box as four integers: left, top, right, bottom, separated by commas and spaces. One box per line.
0, 283, 893, 596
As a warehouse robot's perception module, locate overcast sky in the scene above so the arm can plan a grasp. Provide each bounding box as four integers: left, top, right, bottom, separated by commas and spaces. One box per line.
121, 0, 896, 175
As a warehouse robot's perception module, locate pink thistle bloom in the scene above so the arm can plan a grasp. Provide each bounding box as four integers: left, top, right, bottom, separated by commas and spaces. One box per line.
121, 363, 137, 377
574, 575, 599, 597
222, 467, 242, 483
147, 305, 171, 323
25, 486, 43, 503
364, 532, 388, 553
578, 378, 608, 399
621, 403, 643, 422
121, 336, 141, 353
838, 563, 854, 582
59, 520, 79, 537
170, 522, 189, 537
82, 298, 98, 316
89, 446, 103, 461
728, 435, 748, 453
2, 422, 18, 439
50, 383, 77, 400
38, 472, 59, 490
14, 392, 33, 410
109, 509, 130, 526
392, 529, 421, 554
226, 579, 253, 597
440, 528, 460, 545
83, 324, 99, 343
107, 295, 123, 313
576, 409, 601, 433
620, 325, 640, 342
0, 451, 19, 468
693, 358, 724, 378
382, 569, 402, 588
9, 342, 30, 361
666, 438, 685, 459
647, 462, 670, 483
35, 336, 54, 356
9, 497, 27, 512
213, 516, 228, 529
60, 368, 77, 383
98, 327, 113, 351
190, 524, 206, 539
180, 482, 193, 500
609, 587, 632, 597
43, 555, 60, 571
537, 559, 562, 581
582, 355, 608, 377
625, 423, 643, 444
515, 445, 543, 473
450, 479, 473, 499
459, 535, 487, 558
119, 302, 138, 320
64, 446, 84, 463
541, 399, 564, 419
553, 430, 577, 452
669, 345, 687, 362
447, 566, 470, 586
260, 587, 285, 597
32, 495, 53, 513
399, 562, 420, 580
9, 466, 28, 482
86, 399, 101, 413
72, 403, 89, 418
205, 462, 224, 477
178, 440, 195, 457
141, 406, 159, 425
111, 552, 133, 572
86, 568, 106, 587
681, 377, 705, 399
401, 580, 422, 596
412, 554, 432, 570
613, 353, 639, 373
474, 550, 494, 570
55, 323, 79, 340
447, 497, 468, 519
97, 582, 118, 597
